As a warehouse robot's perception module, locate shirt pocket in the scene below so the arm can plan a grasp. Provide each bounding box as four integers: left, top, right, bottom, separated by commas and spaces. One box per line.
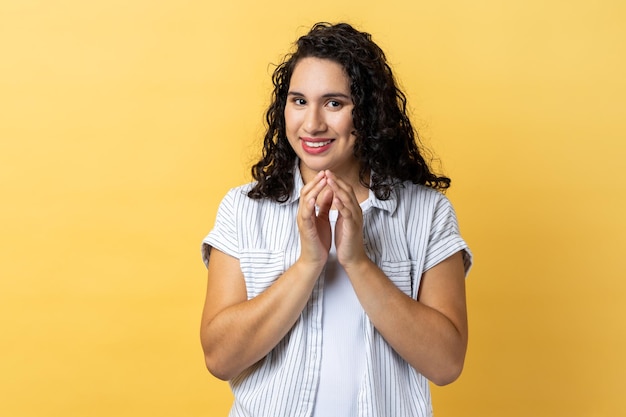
239, 249, 286, 299
380, 259, 415, 298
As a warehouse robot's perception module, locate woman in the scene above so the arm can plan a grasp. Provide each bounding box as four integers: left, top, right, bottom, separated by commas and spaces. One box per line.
200, 22, 472, 417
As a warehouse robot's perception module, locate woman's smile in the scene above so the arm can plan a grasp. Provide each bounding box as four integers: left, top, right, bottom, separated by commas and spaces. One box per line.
301, 137, 335, 153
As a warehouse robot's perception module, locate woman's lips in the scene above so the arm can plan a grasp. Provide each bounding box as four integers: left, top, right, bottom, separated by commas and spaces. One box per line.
301, 138, 334, 154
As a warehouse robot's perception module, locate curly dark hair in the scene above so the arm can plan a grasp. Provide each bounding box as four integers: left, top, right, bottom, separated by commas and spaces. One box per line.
248, 22, 450, 202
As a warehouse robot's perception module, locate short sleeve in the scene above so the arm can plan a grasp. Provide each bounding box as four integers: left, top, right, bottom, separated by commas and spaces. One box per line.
201, 189, 240, 267
423, 195, 472, 275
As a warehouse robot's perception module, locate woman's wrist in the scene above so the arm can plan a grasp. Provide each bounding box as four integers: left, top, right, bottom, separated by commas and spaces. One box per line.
292, 257, 326, 281
341, 254, 374, 277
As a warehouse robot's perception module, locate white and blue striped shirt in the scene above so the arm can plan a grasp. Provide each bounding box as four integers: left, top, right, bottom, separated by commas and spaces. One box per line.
202, 168, 472, 417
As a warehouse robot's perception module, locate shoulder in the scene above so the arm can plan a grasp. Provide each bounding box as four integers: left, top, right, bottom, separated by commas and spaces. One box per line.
225, 181, 256, 196
393, 181, 450, 209
219, 181, 256, 205
218, 181, 290, 216
385, 182, 460, 231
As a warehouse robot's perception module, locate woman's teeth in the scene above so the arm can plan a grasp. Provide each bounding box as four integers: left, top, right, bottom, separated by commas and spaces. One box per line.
305, 140, 332, 148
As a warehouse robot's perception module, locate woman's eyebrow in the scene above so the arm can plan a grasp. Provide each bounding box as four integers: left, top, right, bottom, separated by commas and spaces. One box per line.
287, 91, 351, 99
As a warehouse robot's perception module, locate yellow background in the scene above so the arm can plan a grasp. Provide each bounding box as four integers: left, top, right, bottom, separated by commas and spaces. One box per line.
1, 0, 625, 416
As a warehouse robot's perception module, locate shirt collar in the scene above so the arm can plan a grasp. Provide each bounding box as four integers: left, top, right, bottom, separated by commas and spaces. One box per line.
368, 186, 398, 214
280, 162, 304, 206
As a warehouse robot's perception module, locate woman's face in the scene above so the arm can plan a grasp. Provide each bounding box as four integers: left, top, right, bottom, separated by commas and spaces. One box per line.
284, 57, 358, 183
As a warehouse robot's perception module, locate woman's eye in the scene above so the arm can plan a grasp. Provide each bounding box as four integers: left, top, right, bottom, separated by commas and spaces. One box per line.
294, 98, 306, 105
327, 100, 341, 108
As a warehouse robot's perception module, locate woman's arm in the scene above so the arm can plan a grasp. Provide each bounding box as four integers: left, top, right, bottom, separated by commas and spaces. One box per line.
200, 171, 334, 381
344, 252, 467, 386
200, 249, 323, 381
326, 170, 468, 386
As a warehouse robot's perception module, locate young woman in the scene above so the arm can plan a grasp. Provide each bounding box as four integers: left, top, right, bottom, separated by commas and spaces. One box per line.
200, 22, 472, 417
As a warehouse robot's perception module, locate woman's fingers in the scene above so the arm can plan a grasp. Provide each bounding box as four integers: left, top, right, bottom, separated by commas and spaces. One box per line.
324, 170, 367, 266
324, 170, 360, 220
316, 187, 334, 220
299, 171, 327, 219
297, 171, 332, 266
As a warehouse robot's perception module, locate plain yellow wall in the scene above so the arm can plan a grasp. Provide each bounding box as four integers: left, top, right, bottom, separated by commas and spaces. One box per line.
1, 1, 625, 416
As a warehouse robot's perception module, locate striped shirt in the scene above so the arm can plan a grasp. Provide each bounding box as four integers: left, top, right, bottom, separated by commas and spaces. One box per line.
202, 168, 472, 417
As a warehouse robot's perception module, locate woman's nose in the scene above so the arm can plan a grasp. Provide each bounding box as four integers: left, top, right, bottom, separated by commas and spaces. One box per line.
303, 106, 326, 134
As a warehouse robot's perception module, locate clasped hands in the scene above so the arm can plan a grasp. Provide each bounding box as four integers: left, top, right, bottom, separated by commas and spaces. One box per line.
297, 170, 368, 270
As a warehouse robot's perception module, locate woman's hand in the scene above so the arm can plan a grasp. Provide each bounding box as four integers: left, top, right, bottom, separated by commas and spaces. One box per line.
324, 170, 368, 269
297, 171, 334, 268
